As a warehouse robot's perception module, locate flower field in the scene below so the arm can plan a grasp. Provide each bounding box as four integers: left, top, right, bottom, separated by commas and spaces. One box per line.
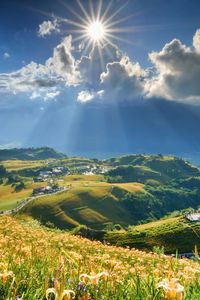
0, 216, 200, 299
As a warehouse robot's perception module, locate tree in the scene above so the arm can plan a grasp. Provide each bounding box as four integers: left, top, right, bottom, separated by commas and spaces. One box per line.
0, 165, 6, 178
14, 181, 25, 192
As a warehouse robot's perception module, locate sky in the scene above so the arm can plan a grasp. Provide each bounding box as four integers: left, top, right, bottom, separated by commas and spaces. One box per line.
0, 0, 200, 159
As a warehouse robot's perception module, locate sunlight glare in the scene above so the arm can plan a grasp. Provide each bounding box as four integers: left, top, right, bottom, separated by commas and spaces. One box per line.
87, 21, 105, 42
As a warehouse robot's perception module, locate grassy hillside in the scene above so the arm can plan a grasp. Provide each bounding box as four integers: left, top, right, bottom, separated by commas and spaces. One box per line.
105, 216, 200, 253
1, 152, 200, 242
106, 154, 199, 183
21, 175, 145, 229
0, 147, 66, 161
0, 178, 47, 211
20, 170, 200, 231
1, 215, 200, 299
2, 160, 45, 171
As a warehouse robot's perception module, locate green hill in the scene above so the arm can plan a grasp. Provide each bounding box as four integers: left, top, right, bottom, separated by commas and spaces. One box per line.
0, 147, 66, 161
104, 216, 200, 254
1, 152, 200, 243
20, 176, 144, 229
106, 154, 200, 183
20, 170, 200, 231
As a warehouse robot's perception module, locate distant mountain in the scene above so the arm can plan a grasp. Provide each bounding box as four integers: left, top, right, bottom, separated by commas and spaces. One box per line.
0, 147, 66, 161
106, 154, 200, 183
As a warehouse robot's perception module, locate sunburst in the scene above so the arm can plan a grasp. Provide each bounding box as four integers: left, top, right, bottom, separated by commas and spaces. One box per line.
59, 0, 135, 53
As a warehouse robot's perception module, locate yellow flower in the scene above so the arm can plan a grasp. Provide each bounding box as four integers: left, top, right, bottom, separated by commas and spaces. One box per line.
79, 271, 109, 285
46, 288, 75, 300
157, 278, 184, 300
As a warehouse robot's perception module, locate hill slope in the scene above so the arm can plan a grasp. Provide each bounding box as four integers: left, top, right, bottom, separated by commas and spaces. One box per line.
105, 216, 200, 253
21, 175, 145, 229
1, 215, 200, 299
0, 147, 66, 161
106, 154, 200, 183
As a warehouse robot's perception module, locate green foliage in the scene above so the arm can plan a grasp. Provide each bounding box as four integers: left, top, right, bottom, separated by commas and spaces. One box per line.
0, 147, 66, 161
14, 181, 25, 192
105, 216, 200, 253
106, 175, 123, 183
0, 165, 6, 177
153, 245, 165, 255
6, 174, 20, 184
106, 165, 161, 183
106, 154, 200, 183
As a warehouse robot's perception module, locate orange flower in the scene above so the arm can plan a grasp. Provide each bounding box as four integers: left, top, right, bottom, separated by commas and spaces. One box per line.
0, 270, 14, 284
157, 278, 185, 300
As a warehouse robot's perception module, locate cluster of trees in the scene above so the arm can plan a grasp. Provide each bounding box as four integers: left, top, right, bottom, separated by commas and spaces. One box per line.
0, 165, 6, 177
0, 165, 25, 191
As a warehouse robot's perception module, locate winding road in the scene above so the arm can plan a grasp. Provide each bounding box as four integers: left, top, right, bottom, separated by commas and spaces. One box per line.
0, 187, 68, 216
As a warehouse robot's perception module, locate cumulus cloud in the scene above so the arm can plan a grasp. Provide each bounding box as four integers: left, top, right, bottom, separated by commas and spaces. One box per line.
1, 28, 200, 104
38, 18, 60, 37
100, 55, 146, 102
147, 31, 200, 101
0, 35, 79, 100
193, 29, 200, 54
77, 45, 120, 88
0, 61, 59, 96
46, 35, 79, 85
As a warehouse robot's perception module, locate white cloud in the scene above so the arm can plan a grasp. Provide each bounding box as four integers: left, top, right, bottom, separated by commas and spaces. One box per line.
46, 35, 79, 85
77, 90, 104, 103
1, 28, 200, 104
0, 61, 59, 96
100, 55, 146, 102
3, 52, 10, 59
147, 30, 200, 101
193, 29, 200, 54
0, 35, 79, 100
44, 90, 60, 100
38, 19, 60, 37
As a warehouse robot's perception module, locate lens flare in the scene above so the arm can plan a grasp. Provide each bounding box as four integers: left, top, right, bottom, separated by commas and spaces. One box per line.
87, 21, 105, 42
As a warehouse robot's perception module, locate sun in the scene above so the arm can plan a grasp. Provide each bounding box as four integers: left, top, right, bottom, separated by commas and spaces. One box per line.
87, 21, 105, 42
59, 0, 134, 54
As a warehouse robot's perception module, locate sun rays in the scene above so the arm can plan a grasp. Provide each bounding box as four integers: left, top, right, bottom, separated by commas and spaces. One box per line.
58, 0, 135, 54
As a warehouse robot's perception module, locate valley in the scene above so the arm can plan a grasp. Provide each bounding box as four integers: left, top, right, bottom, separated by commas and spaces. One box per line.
1, 147, 200, 254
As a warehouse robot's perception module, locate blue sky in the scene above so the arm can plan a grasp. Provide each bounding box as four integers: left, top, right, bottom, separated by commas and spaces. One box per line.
0, 0, 200, 158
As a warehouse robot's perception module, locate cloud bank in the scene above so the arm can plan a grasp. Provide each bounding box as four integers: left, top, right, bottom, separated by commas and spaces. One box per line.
1, 27, 200, 104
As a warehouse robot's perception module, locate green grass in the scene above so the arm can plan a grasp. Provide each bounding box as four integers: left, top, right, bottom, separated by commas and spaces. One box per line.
21, 181, 141, 229
2, 160, 45, 171
19, 175, 144, 229
0, 180, 47, 211
105, 216, 200, 253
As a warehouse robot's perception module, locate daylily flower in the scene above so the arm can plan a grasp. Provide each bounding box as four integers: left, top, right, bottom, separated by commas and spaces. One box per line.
0, 270, 14, 284
157, 278, 185, 300
79, 271, 109, 285
46, 288, 75, 300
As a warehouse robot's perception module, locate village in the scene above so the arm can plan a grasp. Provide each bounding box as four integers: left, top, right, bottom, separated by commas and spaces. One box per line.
32, 163, 109, 196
